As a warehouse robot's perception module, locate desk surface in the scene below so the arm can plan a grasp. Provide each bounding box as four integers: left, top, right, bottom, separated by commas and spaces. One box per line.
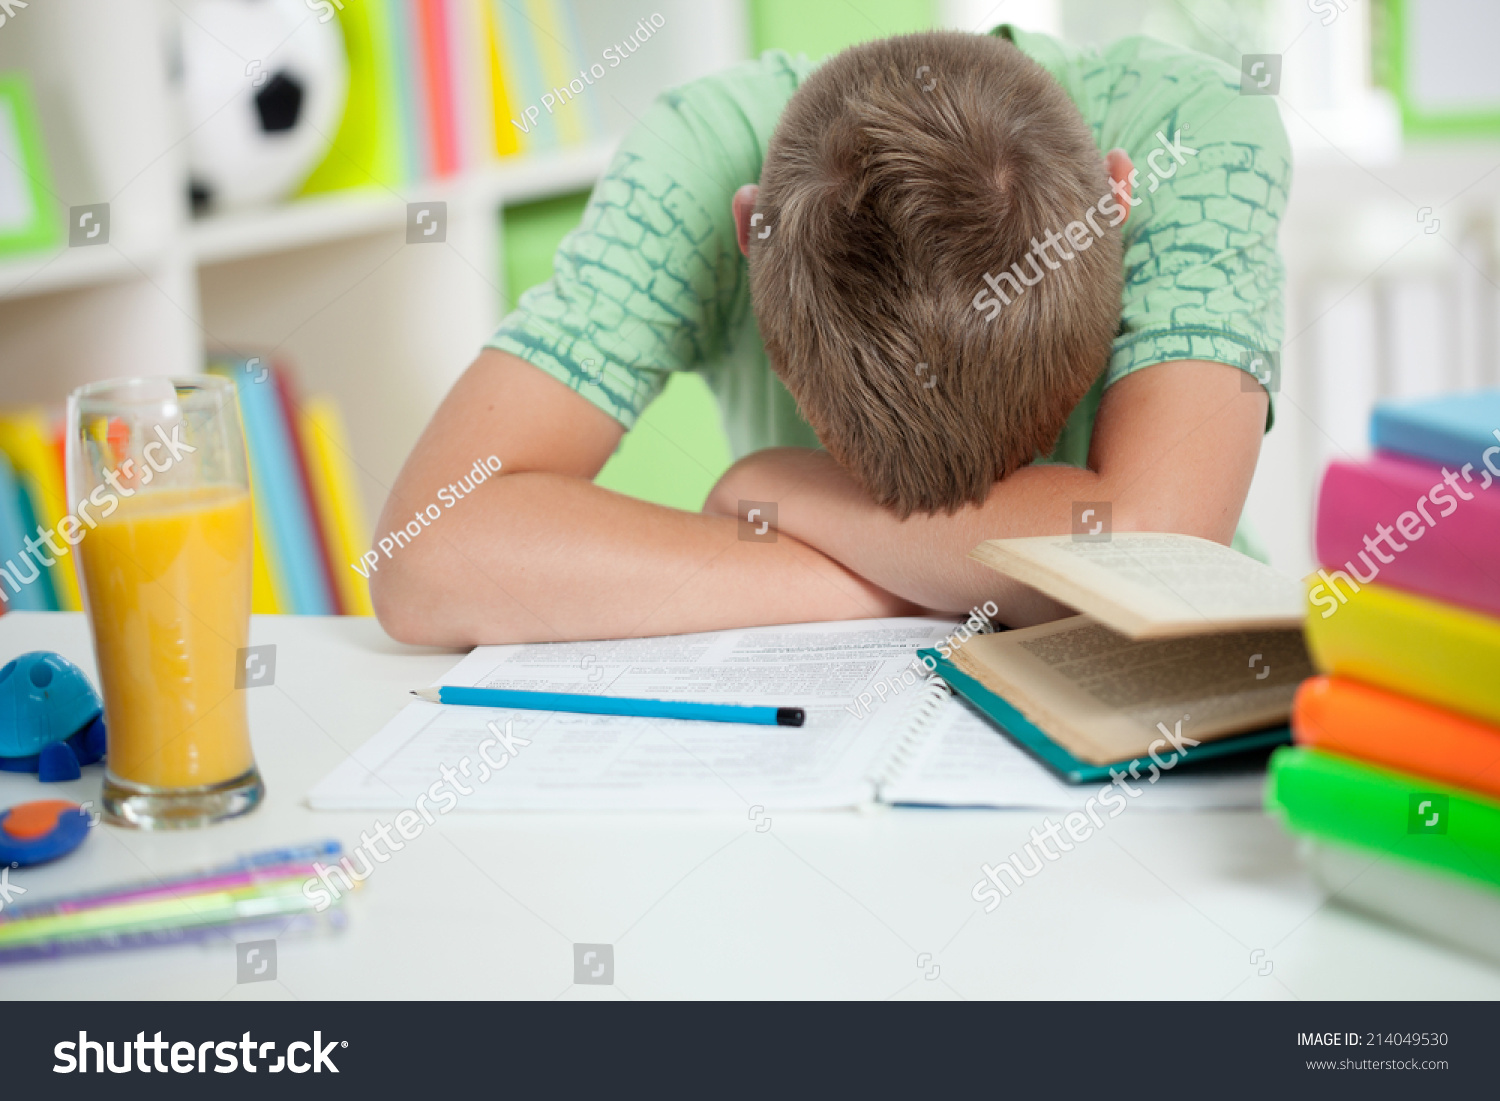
1, 612, 1497, 1000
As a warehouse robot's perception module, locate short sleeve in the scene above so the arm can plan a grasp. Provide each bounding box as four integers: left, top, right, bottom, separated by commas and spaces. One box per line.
1099, 44, 1292, 421
486, 59, 800, 429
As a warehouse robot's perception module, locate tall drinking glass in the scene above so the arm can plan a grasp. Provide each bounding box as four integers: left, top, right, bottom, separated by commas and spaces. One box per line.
66, 376, 264, 828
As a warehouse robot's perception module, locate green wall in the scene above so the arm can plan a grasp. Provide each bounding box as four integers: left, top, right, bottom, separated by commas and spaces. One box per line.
750, 0, 935, 57
499, 0, 937, 510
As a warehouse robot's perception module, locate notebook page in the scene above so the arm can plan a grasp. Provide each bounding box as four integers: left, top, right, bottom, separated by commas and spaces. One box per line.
879, 696, 1270, 810
308, 617, 956, 812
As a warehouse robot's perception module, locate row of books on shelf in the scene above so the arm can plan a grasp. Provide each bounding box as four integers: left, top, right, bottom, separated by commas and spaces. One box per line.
0, 364, 373, 618
306, 0, 619, 194
1267, 388, 1500, 962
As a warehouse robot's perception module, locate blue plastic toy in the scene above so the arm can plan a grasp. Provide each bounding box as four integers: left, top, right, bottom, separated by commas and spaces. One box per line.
0, 799, 92, 866
0, 652, 107, 782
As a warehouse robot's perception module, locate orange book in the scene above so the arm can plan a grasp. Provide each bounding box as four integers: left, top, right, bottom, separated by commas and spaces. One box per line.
1293, 676, 1500, 801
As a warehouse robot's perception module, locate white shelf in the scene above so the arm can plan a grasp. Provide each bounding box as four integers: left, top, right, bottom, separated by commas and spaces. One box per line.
191, 143, 616, 267
471, 141, 616, 206
0, 241, 158, 303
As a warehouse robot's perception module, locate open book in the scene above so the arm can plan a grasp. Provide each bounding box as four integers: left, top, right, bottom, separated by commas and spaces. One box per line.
970, 533, 1304, 638
308, 617, 1268, 812
950, 534, 1312, 771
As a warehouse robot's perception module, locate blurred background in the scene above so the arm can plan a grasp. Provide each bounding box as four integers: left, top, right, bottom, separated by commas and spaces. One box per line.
0, 0, 1497, 616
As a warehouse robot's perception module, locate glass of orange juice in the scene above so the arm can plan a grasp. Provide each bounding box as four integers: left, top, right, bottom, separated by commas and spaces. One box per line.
66, 376, 263, 828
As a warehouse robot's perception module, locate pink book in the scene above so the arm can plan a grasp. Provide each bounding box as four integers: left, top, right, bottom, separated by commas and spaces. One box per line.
1315, 451, 1500, 619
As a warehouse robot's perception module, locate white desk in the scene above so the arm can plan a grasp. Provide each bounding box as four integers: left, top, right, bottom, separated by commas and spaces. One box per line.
2, 612, 1497, 1000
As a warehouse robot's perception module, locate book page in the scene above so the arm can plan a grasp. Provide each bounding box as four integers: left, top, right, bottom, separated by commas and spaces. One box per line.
953, 615, 1311, 765
879, 697, 1270, 810
970, 534, 1305, 638
308, 618, 956, 812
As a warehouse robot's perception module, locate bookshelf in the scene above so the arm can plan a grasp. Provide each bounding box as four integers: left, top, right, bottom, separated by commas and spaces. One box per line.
0, 0, 747, 525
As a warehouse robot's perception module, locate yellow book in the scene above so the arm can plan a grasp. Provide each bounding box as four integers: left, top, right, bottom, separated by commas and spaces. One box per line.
298, 397, 374, 616
249, 501, 281, 615
1304, 580, 1500, 728
0, 411, 81, 610
487, 0, 524, 156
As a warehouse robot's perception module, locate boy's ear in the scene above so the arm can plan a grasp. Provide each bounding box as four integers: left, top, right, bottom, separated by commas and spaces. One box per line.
1105, 148, 1133, 219
732, 184, 759, 257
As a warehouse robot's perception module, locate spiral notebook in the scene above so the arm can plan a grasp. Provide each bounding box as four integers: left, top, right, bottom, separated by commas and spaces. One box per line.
308, 617, 1267, 812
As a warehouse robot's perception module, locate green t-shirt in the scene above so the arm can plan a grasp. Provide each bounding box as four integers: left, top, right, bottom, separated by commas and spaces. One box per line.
487, 26, 1291, 530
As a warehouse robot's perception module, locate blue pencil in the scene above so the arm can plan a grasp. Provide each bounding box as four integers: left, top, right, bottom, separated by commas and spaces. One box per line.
411, 686, 805, 727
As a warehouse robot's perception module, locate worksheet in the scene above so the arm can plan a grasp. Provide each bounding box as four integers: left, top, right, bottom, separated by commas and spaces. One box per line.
308, 617, 1273, 813
309, 618, 956, 812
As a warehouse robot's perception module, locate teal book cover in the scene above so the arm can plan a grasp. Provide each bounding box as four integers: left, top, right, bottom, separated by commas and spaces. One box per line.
918, 647, 1289, 785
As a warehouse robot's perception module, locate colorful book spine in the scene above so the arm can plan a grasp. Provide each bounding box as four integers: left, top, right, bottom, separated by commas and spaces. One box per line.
559, 0, 604, 139
1294, 676, 1500, 802
1304, 579, 1500, 728
0, 412, 80, 610
0, 453, 51, 612
301, 0, 405, 193
397, 0, 434, 180
1371, 388, 1500, 470
1267, 746, 1500, 891
493, 0, 560, 148
299, 398, 375, 616
416, 0, 460, 177
527, 0, 586, 146
1315, 453, 1500, 619
212, 361, 336, 616
248, 502, 282, 615
273, 369, 345, 615
10, 475, 58, 609
483, 0, 523, 157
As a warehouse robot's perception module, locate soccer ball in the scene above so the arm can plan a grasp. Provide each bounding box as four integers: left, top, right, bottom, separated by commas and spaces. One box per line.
175, 0, 348, 212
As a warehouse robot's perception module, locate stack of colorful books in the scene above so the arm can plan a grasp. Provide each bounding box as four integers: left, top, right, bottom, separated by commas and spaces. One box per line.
1267, 389, 1500, 962
0, 366, 372, 618
302, 0, 610, 196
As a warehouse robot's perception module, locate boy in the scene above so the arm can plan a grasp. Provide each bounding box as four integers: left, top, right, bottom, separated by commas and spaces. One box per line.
371, 26, 1289, 646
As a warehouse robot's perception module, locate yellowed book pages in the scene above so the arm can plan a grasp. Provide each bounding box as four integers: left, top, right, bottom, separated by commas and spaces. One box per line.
970, 533, 1304, 640
952, 615, 1312, 765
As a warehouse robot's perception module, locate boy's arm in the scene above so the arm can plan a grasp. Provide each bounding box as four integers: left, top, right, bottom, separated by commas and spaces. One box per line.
369, 351, 917, 646
703, 360, 1269, 622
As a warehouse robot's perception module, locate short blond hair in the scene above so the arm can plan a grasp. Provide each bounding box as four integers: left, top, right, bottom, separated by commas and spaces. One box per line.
750, 31, 1123, 515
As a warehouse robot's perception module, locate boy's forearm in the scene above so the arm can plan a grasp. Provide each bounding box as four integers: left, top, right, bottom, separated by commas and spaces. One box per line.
712, 451, 1092, 617
370, 471, 916, 646
711, 362, 1267, 620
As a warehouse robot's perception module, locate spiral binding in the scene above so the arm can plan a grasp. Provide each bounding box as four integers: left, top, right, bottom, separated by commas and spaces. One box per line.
867, 611, 999, 791
868, 673, 952, 791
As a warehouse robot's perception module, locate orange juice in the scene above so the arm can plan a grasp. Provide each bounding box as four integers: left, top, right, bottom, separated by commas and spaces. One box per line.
77, 486, 254, 789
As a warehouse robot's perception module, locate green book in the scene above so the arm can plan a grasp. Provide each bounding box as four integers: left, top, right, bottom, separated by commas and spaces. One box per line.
1267, 747, 1500, 891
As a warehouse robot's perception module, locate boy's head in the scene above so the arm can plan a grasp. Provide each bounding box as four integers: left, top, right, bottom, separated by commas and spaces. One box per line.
742, 31, 1126, 516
